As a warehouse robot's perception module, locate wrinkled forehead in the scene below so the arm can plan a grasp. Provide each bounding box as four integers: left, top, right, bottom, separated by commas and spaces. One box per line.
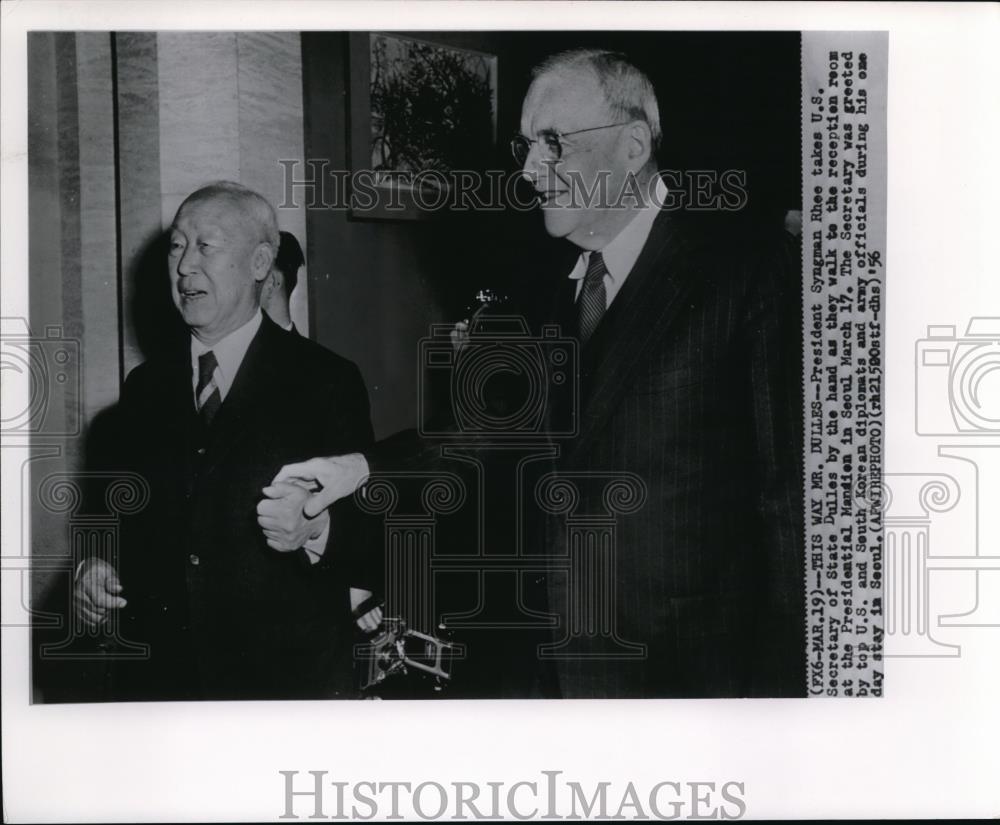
173, 195, 246, 236
521, 69, 610, 136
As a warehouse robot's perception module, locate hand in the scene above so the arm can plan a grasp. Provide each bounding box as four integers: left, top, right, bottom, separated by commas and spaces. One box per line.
350, 587, 384, 633
73, 558, 126, 629
270, 453, 370, 518
256, 481, 330, 552
450, 321, 470, 353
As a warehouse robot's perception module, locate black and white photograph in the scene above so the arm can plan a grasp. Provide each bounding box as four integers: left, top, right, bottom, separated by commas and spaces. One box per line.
24, 28, 823, 704
2, 2, 997, 822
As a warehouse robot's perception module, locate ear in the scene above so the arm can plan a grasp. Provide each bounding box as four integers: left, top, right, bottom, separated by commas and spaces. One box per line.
251, 242, 275, 283
259, 270, 274, 301
624, 120, 653, 171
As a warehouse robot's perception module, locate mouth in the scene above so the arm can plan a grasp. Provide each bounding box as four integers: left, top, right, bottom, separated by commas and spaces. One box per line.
179, 288, 208, 301
535, 190, 570, 206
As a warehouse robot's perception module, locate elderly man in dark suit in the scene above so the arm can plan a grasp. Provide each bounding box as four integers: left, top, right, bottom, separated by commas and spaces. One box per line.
274, 49, 804, 699
512, 50, 805, 698
73, 182, 373, 700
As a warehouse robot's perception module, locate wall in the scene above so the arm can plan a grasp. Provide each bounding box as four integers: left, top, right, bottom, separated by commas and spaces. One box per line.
28, 32, 118, 612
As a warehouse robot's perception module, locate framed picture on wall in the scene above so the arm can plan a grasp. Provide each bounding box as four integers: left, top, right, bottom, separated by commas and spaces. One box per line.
347, 32, 498, 220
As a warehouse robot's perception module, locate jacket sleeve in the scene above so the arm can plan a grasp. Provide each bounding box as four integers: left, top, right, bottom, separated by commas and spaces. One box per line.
314, 361, 379, 589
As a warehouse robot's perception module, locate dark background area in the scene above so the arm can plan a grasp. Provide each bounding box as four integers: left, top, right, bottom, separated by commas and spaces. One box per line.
302, 31, 801, 439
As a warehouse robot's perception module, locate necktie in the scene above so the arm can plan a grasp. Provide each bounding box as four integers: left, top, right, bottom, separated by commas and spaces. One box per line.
577, 250, 608, 344
196, 350, 222, 428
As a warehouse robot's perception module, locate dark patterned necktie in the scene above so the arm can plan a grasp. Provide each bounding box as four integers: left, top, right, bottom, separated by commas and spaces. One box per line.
196, 350, 222, 428
577, 250, 609, 344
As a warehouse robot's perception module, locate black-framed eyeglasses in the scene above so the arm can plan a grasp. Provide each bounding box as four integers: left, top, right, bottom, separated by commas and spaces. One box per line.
510, 122, 631, 166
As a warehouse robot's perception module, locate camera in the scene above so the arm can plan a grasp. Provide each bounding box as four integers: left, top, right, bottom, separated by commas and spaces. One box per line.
419, 313, 578, 439
354, 618, 457, 696
916, 318, 1000, 434
0, 318, 81, 436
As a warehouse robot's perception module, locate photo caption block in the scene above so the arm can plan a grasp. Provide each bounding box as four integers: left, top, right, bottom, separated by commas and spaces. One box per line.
802, 31, 888, 697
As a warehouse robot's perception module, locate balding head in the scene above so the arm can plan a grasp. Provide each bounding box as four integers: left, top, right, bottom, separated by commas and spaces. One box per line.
531, 49, 661, 154
177, 181, 280, 249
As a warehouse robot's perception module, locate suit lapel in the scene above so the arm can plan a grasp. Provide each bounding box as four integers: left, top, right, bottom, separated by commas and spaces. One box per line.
200, 317, 283, 474
552, 276, 579, 339
158, 345, 199, 438
564, 212, 703, 465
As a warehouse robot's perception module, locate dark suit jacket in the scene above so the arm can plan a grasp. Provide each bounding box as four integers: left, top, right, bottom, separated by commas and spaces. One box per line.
537, 211, 805, 698
347, 212, 804, 699
95, 315, 373, 700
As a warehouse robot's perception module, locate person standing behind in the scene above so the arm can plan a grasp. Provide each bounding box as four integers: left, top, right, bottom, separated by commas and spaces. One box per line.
261, 230, 304, 333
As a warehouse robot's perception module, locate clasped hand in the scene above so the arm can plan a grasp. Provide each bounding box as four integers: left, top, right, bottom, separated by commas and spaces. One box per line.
270, 452, 370, 517
256, 481, 329, 552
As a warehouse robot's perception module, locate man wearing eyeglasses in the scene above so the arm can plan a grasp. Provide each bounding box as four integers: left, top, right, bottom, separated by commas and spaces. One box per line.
274, 49, 805, 699
511, 48, 805, 699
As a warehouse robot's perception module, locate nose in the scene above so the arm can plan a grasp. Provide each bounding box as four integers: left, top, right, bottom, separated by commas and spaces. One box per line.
175, 245, 199, 277
520, 141, 549, 186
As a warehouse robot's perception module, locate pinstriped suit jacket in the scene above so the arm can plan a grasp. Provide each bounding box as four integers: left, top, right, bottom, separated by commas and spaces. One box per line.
540, 211, 806, 698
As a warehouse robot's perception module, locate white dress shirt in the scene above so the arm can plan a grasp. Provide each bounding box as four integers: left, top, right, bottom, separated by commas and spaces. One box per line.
189, 310, 263, 403
568, 176, 669, 308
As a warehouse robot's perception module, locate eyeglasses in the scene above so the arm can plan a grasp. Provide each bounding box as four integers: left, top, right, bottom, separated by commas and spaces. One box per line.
510, 122, 631, 166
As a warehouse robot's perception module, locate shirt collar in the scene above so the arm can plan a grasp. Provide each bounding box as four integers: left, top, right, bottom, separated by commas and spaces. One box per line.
190, 310, 263, 399
569, 175, 668, 285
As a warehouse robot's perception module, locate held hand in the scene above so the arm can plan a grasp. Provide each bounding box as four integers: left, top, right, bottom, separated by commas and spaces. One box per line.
73, 558, 126, 629
256, 481, 330, 552
269, 453, 370, 518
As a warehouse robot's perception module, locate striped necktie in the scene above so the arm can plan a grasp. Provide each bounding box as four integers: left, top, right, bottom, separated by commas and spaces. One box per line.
577, 250, 608, 344
196, 350, 222, 428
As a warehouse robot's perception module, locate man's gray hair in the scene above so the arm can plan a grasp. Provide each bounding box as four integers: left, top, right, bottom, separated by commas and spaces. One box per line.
532, 49, 662, 152
178, 181, 280, 249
